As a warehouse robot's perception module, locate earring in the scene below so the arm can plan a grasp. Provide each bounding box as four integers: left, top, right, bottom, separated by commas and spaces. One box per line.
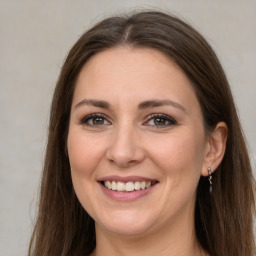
208, 167, 213, 194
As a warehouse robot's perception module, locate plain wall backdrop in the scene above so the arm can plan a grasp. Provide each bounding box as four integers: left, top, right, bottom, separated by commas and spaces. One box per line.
0, 1, 255, 255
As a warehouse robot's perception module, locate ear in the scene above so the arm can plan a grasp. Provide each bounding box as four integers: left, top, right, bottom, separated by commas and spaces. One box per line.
201, 122, 228, 176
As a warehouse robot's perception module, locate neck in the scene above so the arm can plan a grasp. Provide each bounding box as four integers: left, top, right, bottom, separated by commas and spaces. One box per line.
91, 208, 208, 256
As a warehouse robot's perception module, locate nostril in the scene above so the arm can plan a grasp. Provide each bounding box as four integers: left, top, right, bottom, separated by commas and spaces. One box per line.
106, 147, 145, 167
106, 132, 145, 167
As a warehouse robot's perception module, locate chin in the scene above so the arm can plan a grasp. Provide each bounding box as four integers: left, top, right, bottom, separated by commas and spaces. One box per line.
95, 210, 157, 237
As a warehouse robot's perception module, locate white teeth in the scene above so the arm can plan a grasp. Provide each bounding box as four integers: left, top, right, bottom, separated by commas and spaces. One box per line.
111, 181, 117, 190
134, 181, 140, 190
105, 181, 112, 189
104, 181, 153, 192
126, 182, 134, 192
117, 182, 125, 191
141, 181, 146, 189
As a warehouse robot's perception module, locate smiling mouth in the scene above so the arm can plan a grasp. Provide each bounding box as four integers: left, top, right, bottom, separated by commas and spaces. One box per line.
101, 180, 158, 192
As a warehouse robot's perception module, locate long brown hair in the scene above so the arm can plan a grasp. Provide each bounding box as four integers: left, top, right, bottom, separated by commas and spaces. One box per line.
28, 11, 255, 256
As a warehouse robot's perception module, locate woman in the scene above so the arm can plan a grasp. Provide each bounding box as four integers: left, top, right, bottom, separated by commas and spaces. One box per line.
28, 11, 255, 256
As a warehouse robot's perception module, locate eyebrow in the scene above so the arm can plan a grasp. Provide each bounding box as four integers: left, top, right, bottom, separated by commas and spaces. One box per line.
74, 98, 186, 113
138, 99, 187, 113
74, 99, 110, 109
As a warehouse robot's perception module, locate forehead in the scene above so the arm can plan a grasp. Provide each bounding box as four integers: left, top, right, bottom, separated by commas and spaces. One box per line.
77, 46, 184, 85
72, 46, 200, 113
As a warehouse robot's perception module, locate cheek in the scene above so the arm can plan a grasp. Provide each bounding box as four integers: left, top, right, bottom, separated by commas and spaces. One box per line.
67, 131, 106, 175
67, 131, 105, 215
147, 129, 205, 181
148, 131, 205, 214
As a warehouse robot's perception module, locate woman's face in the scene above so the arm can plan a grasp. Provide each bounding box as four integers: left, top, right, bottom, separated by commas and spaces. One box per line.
67, 47, 210, 237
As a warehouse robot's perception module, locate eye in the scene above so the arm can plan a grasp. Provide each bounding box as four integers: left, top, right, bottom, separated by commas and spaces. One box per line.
80, 114, 111, 127
145, 114, 177, 128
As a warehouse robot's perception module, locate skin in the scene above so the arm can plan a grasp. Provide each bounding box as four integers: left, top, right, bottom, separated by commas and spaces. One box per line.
67, 46, 227, 256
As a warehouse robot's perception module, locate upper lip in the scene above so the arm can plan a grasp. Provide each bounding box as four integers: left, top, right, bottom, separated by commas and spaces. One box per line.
98, 175, 158, 183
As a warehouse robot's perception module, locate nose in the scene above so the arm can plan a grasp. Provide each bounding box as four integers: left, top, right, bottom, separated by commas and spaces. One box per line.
106, 125, 145, 168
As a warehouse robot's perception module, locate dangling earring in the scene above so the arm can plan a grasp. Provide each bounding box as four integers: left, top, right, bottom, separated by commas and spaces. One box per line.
208, 167, 213, 194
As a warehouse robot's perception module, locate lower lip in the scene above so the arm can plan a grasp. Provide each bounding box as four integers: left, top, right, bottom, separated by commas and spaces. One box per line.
99, 182, 157, 201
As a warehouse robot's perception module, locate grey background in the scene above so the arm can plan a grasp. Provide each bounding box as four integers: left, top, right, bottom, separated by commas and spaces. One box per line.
0, 1, 255, 255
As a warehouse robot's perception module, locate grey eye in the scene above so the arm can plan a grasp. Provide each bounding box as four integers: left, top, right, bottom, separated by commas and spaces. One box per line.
146, 114, 177, 128
91, 117, 105, 125
81, 114, 111, 126
153, 117, 168, 126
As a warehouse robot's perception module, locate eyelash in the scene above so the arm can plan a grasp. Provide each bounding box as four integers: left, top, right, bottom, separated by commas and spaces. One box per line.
80, 113, 177, 128
144, 113, 177, 128
80, 113, 111, 127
